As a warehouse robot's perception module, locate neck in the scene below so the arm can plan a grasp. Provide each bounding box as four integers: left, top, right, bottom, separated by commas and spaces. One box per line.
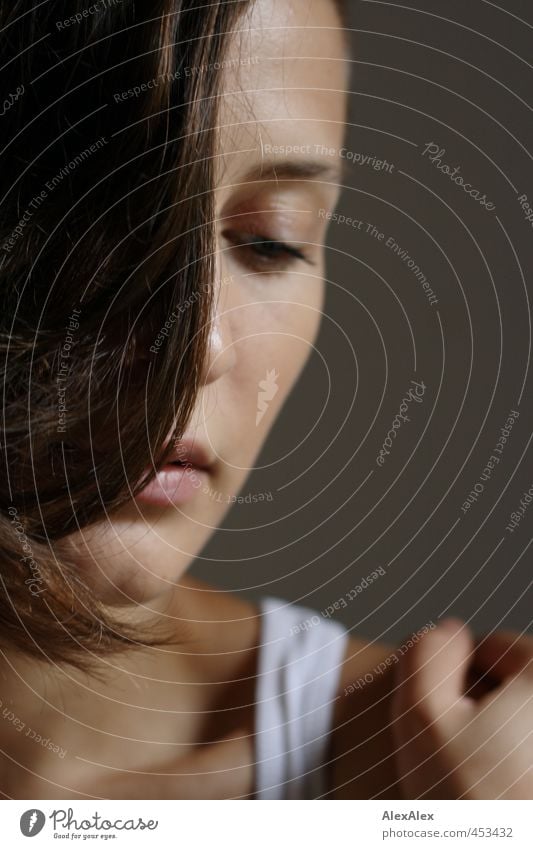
0, 576, 259, 797
0, 581, 215, 796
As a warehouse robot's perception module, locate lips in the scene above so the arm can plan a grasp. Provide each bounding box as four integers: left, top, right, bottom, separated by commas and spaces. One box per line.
135, 438, 213, 507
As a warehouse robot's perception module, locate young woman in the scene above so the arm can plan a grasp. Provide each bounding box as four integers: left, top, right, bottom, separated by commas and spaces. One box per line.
1, 0, 532, 800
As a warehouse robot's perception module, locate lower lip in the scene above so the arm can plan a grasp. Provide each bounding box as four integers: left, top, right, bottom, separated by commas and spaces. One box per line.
135, 464, 209, 507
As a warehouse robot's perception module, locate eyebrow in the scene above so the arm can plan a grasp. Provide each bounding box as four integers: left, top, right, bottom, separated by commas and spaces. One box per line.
239, 158, 347, 186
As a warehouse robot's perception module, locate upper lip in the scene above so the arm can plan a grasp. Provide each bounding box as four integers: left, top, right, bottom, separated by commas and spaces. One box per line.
165, 437, 213, 470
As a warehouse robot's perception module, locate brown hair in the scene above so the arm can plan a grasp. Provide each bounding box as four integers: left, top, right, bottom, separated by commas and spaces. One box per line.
0, 1, 251, 668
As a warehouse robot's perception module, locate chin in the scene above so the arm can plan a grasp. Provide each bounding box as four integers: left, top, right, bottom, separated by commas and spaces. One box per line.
63, 519, 197, 608
63, 454, 266, 606
89, 550, 193, 607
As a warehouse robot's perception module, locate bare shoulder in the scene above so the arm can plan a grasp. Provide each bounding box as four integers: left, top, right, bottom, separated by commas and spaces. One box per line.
324, 634, 403, 799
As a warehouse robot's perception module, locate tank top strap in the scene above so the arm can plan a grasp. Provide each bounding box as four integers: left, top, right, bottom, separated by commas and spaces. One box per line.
254, 595, 349, 799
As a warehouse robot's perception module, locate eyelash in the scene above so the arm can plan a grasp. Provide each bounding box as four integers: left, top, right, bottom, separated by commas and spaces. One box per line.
222, 230, 315, 273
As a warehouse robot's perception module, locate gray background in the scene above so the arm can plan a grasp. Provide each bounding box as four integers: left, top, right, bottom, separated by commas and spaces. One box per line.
191, 0, 533, 642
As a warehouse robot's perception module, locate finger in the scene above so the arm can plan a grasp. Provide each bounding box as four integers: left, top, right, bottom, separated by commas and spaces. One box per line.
394, 618, 475, 726
472, 630, 533, 682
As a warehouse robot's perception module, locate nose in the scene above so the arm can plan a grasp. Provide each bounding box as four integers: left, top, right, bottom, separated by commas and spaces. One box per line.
202, 271, 236, 386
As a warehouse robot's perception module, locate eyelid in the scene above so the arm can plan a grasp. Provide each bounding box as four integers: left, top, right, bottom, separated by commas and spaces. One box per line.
219, 207, 315, 251
223, 229, 314, 262
220, 199, 314, 229
219, 175, 342, 222
222, 228, 317, 272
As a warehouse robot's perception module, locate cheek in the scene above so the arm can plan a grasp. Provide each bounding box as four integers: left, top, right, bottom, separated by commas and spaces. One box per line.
263, 276, 325, 372
231, 280, 325, 421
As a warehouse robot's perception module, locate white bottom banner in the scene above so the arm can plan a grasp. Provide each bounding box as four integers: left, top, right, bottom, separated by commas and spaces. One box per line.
2, 800, 531, 848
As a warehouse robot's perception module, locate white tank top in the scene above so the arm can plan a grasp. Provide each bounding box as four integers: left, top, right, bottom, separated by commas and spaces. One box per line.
254, 596, 350, 799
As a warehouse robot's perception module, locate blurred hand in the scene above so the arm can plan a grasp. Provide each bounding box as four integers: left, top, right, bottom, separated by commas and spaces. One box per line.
391, 619, 533, 799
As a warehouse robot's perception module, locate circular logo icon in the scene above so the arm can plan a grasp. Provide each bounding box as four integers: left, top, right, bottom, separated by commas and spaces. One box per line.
20, 809, 46, 837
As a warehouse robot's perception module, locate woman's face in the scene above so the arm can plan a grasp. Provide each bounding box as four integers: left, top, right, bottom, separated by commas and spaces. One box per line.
66, 0, 347, 608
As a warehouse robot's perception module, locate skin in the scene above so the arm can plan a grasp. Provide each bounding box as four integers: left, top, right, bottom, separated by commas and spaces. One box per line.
0, 0, 352, 800
1, 0, 532, 801
58, 0, 346, 614
392, 622, 533, 800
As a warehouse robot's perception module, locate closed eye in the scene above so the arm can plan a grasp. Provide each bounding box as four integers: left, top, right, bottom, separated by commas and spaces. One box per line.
222, 230, 316, 273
